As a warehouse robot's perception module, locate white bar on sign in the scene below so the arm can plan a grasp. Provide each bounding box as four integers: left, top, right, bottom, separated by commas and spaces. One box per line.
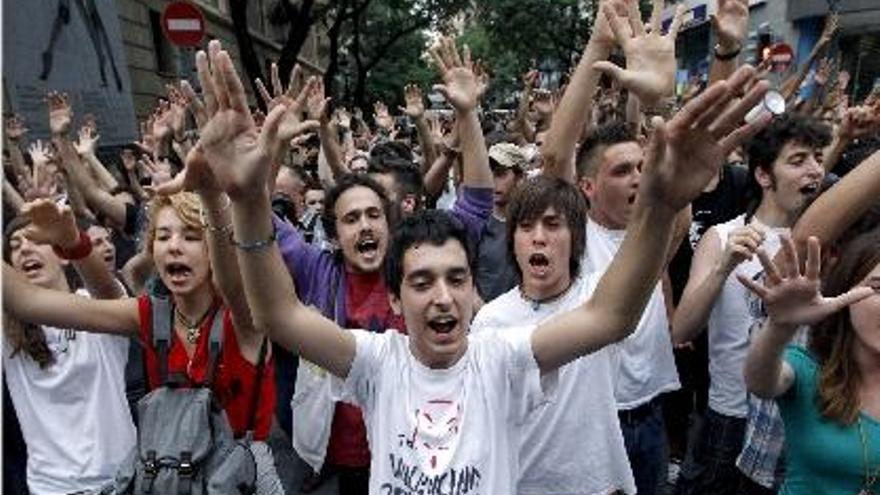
168, 19, 202, 31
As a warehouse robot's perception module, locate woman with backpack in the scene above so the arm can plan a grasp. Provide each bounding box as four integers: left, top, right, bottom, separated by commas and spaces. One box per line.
3, 190, 284, 494
742, 233, 880, 495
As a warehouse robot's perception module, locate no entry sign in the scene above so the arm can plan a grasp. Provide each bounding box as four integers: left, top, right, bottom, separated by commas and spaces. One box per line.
768, 43, 795, 73
161, 1, 206, 47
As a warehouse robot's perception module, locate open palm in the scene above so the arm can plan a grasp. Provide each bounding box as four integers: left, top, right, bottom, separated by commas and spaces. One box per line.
641, 65, 771, 211
738, 237, 874, 327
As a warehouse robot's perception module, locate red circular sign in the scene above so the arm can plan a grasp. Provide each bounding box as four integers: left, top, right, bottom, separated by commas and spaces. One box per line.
161, 1, 206, 47
768, 43, 795, 73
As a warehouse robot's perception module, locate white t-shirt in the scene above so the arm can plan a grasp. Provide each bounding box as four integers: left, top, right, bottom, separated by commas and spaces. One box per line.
332, 328, 555, 495
584, 218, 680, 409
707, 215, 786, 417
3, 291, 136, 495
471, 274, 636, 495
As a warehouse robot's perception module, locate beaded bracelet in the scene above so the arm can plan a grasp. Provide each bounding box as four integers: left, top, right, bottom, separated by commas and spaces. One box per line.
232, 226, 277, 251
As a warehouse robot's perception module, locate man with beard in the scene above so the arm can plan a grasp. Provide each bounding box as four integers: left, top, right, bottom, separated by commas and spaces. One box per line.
672, 114, 829, 495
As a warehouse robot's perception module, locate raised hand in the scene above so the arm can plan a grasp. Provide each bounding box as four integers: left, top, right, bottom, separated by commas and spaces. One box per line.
22, 141, 60, 201
166, 83, 190, 139
151, 99, 175, 142
254, 62, 316, 146
400, 84, 425, 119
592, 0, 685, 106
135, 119, 157, 156
429, 37, 484, 112
195, 40, 305, 200
140, 154, 173, 189
154, 145, 221, 196
5, 114, 29, 142
335, 107, 352, 130
711, 0, 749, 50
373, 101, 394, 130
20, 198, 79, 249
180, 79, 208, 129
738, 236, 874, 328
638, 65, 771, 211
46, 91, 73, 136
306, 77, 331, 125
74, 125, 100, 157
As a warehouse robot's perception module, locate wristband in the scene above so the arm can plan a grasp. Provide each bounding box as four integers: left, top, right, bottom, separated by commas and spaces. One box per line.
52, 231, 93, 260
714, 43, 742, 61
232, 226, 277, 251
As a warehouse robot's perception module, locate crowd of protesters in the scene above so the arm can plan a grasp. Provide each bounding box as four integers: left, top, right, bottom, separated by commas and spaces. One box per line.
3, 0, 880, 494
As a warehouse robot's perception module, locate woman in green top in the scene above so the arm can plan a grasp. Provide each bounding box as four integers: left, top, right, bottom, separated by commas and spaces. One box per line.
741, 232, 880, 495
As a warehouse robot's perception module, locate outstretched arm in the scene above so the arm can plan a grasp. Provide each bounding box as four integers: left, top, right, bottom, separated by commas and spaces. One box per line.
192, 40, 355, 378
540, 0, 619, 181
532, 65, 772, 373
791, 148, 880, 257
3, 263, 139, 335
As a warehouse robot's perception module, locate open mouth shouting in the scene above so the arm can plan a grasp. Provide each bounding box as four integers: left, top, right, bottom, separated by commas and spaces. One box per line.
627, 192, 637, 205
355, 236, 382, 262
799, 182, 820, 197
427, 315, 459, 343
21, 258, 45, 280
527, 253, 551, 278
165, 261, 194, 286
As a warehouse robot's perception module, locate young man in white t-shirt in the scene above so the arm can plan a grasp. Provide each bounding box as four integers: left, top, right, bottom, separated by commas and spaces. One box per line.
471, 175, 636, 495
671, 114, 829, 494
196, 26, 771, 492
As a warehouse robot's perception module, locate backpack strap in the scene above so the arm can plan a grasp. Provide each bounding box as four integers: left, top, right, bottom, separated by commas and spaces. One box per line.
246, 337, 269, 437
204, 305, 225, 387
150, 296, 173, 385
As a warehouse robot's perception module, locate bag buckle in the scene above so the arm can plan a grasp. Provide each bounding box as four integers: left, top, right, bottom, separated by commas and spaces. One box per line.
178, 451, 194, 478
143, 450, 159, 476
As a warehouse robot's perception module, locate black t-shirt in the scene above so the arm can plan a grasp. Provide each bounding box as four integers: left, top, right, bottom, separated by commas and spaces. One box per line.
668, 164, 750, 303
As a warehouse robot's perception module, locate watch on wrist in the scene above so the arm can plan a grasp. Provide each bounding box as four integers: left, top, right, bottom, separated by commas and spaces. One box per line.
714, 42, 742, 61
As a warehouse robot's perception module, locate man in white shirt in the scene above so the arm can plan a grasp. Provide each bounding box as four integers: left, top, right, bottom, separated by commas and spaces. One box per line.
471, 175, 636, 495
209, 22, 770, 490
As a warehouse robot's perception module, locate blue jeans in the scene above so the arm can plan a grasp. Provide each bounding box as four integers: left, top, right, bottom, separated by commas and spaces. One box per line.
619, 398, 669, 495
675, 408, 747, 495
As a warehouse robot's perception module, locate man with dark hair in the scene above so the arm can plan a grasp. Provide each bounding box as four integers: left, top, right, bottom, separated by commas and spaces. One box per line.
270, 41, 494, 494
573, 119, 685, 495
472, 175, 636, 494
672, 113, 829, 495
475, 143, 528, 302
367, 157, 425, 218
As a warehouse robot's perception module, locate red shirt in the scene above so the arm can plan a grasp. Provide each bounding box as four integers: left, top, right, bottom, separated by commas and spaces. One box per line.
137, 295, 275, 440
327, 271, 406, 467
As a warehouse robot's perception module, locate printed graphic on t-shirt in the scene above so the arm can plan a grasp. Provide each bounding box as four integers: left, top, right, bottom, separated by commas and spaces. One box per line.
381, 397, 482, 494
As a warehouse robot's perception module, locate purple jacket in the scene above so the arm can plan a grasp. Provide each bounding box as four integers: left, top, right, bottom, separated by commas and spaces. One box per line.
274, 186, 493, 324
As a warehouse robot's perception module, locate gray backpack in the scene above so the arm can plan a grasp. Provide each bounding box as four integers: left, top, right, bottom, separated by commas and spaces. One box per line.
101, 296, 267, 495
